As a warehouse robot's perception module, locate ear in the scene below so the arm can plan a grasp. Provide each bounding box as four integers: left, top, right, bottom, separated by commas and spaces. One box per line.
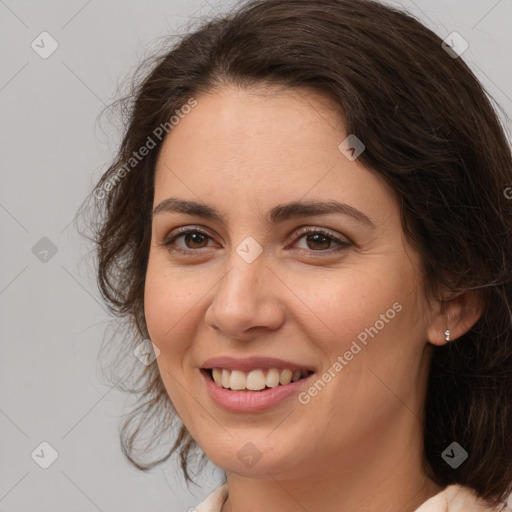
426, 289, 484, 346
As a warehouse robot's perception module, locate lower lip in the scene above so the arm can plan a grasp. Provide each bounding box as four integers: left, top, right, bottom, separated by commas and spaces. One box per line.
201, 370, 314, 413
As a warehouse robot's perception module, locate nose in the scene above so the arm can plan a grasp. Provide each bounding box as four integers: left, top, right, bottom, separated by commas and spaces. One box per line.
204, 249, 286, 340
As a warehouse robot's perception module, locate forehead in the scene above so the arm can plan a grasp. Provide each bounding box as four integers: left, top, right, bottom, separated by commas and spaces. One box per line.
155, 84, 345, 173
153, 85, 395, 226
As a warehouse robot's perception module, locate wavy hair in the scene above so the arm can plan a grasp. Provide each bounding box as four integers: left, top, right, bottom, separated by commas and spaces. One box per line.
79, 0, 512, 508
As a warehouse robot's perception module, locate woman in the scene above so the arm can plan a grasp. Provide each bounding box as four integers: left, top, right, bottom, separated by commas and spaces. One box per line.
86, 0, 512, 510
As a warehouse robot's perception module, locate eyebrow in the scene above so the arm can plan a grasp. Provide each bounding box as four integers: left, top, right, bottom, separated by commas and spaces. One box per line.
152, 197, 375, 227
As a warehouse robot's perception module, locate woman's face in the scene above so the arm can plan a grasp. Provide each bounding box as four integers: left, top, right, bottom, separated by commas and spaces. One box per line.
144, 85, 437, 481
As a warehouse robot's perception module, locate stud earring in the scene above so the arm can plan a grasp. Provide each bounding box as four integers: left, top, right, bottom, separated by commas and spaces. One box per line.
444, 329, 451, 342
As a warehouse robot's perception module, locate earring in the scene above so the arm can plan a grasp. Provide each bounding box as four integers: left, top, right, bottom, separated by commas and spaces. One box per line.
444, 329, 451, 342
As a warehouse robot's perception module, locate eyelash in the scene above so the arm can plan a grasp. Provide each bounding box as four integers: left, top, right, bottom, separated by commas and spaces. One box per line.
163, 226, 351, 256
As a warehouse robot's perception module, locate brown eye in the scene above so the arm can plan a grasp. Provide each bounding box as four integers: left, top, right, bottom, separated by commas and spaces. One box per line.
164, 229, 214, 252
304, 233, 331, 250
292, 228, 351, 253
182, 232, 209, 249
163, 226, 351, 256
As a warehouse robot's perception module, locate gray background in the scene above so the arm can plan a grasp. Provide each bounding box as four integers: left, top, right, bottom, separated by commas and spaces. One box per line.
1, 1, 511, 511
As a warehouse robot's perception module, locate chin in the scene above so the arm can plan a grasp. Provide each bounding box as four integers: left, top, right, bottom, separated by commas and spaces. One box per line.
205, 441, 307, 479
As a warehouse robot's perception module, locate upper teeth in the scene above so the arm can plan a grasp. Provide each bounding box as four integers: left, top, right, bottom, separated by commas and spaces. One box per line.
211, 368, 310, 391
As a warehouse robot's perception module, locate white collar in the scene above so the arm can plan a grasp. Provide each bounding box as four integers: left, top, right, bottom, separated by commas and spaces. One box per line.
193, 482, 228, 512
414, 484, 510, 512
192, 482, 510, 512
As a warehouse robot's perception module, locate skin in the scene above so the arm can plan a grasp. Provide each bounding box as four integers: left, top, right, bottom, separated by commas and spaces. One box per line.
144, 84, 482, 512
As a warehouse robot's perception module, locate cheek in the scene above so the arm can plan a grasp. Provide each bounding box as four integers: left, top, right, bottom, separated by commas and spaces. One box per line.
143, 257, 201, 355
313, 266, 425, 409
299, 260, 423, 423
297, 265, 402, 354
143, 261, 202, 413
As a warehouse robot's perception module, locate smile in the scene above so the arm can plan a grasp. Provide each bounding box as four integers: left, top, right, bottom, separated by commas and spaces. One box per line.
205, 367, 314, 391
200, 356, 317, 411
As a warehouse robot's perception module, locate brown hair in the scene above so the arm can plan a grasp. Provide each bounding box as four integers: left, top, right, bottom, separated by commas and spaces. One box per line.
80, 0, 512, 507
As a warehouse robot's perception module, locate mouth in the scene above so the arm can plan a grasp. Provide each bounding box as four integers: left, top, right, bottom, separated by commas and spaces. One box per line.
201, 367, 315, 392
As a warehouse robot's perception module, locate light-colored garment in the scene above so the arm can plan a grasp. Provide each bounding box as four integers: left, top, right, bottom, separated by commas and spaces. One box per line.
191, 482, 511, 512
